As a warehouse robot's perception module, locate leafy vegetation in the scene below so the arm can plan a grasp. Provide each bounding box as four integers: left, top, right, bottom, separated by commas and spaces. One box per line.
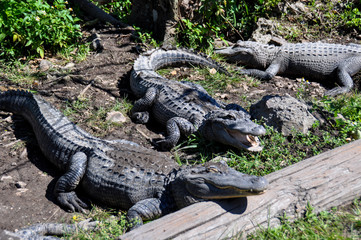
0, 0, 81, 59
177, 0, 282, 50
63, 97, 133, 137
67, 208, 130, 239
248, 201, 361, 239
89, 0, 132, 22
320, 94, 361, 140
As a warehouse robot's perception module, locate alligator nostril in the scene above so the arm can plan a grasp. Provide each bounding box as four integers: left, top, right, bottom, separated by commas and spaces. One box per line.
254, 126, 266, 135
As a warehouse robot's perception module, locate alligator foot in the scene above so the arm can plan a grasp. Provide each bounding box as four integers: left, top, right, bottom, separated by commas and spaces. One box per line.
57, 191, 89, 213
325, 86, 352, 96
154, 138, 175, 151
0, 219, 98, 240
131, 111, 150, 124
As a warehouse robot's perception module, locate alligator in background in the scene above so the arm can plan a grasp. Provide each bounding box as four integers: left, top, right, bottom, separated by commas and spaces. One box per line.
215, 41, 361, 96
130, 48, 266, 152
0, 90, 268, 238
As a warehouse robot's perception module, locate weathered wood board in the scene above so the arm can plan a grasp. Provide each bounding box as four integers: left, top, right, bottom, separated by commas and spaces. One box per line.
121, 139, 361, 239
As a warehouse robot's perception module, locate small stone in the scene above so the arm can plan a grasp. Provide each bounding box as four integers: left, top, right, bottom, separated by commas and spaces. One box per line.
275, 81, 284, 88
210, 156, 232, 163
39, 60, 53, 72
63, 62, 75, 69
106, 111, 127, 124
209, 68, 217, 74
15, 181, 27, 188
11, 162, 17, 166
62, 75, 72, 82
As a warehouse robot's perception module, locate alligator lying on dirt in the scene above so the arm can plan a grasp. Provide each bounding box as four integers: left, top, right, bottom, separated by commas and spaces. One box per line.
215, 41, 361, 96
0, 90, 268, 238
130, 48, 266, 151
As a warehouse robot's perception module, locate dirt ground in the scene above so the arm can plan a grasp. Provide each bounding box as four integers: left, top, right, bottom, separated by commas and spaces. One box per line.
0, 26, 359, 232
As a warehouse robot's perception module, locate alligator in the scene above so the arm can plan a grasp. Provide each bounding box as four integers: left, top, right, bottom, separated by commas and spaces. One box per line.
0, 90, 268, 237
130, 48, 266, 151
215, 40, 361, 96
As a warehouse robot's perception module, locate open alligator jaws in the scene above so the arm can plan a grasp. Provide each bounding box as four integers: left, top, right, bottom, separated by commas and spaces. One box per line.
0, 90, 268, 235
215, 41, 361, 96
130, 48, 266, 151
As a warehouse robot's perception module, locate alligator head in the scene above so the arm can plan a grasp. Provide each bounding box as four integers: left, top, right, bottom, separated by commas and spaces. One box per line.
171, 161, 268, 208
199, 110, 266, 152
215, 41, 278, 68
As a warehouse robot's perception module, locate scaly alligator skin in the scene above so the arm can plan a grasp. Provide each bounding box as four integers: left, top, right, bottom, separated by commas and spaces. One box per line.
0, 90, 268, 237
130, 48, 266, 151
215, 41, 361, 96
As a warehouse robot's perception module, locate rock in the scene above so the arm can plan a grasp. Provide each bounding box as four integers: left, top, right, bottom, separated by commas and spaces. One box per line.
250, 18, 280, 44
106, 111, 127, 124
250, 95, 317, 136
210, 156, 232, 163
38, 60, 53, 72
62, 62, 75, 70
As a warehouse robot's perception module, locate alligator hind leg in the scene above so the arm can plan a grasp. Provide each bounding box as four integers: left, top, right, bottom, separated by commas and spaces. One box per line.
325, 57, 361, 96
131, 87, 158, 123
55, 152, 88, 213
157, 117, 196, 150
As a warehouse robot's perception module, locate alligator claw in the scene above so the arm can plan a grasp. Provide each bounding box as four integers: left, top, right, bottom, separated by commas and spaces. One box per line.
155, 139, 174, 151
57, 192, 88, 213
132, 112, 150, 124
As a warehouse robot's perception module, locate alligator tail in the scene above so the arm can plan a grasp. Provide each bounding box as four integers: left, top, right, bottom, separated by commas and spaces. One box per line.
0, 90, 35, 115
145, 48, 230, 76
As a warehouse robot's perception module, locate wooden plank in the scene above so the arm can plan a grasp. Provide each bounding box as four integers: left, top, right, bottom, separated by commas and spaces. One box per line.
121, 139, 361, 240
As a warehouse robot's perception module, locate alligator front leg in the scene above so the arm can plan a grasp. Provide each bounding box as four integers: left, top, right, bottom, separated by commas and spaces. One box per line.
239, 59, 282, 80
127, 198, 167, 230
325, 57, 361, 96
54, 152, 88, 213
157, 117, 196, 150
131, 87, 158, 124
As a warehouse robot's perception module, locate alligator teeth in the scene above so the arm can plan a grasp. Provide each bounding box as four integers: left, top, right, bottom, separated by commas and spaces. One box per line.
246, 135, 260, 147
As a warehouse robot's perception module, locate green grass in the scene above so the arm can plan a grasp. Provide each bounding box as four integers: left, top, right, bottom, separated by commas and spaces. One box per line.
65, 207, 130, 239
248, 201, 361, 239
0, 60, 43, 87
63, 97, 133, 137
157, 64, 259, 96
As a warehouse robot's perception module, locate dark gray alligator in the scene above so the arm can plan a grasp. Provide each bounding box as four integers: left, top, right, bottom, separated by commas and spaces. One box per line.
0, 90, 268, 237
130, 48, 266, 152
215, 41, 361, 96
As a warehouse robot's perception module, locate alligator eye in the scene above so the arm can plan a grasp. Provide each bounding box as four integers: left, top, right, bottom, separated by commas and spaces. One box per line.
223, 114, 236, 120
207, 166, 220, 173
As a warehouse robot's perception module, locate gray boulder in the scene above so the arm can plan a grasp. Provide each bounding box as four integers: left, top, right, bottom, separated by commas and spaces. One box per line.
250, 95, 317, 136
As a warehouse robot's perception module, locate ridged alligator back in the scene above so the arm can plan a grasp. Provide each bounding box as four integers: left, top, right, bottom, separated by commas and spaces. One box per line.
279, 42, 361, 78
0, 90, 105, 170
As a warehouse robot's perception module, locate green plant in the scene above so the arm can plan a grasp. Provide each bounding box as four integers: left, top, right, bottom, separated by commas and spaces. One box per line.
0, 0, 81, 59
320, 94, 361, 140
248, 201, 361, 239
132, 26, 160, 48
340, 1, 361, 30
65, 207, 130, 239
176, 0, 282, 50
90, 0, 132, 22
